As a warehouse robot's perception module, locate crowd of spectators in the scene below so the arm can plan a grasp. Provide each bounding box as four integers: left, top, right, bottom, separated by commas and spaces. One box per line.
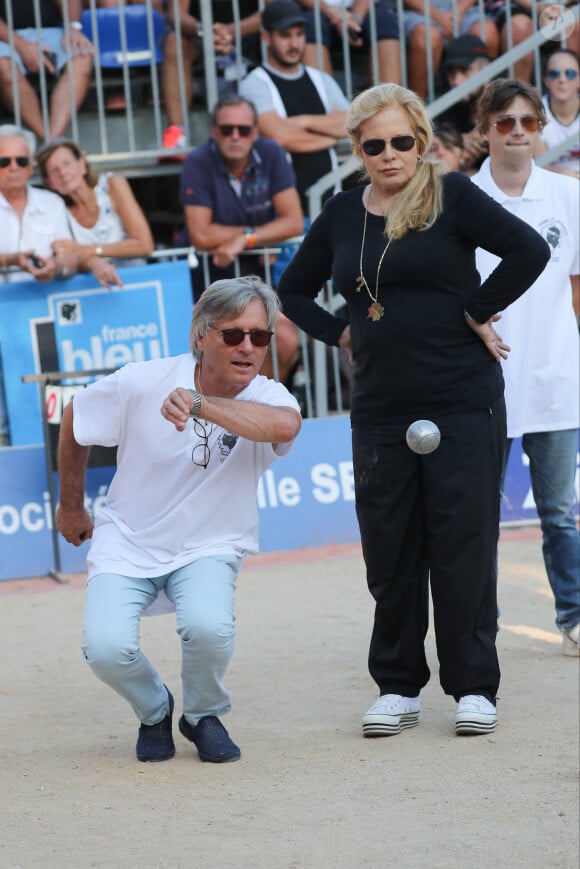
0, 0, 578, 444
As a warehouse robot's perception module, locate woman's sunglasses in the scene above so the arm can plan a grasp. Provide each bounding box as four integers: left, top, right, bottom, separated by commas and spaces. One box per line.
492, 115, 542, 134
359, 134, 418, 156
545, 68, 578, 80
216, 124, 254, 137
209, 325, 274, 347
0, 156, 30, 168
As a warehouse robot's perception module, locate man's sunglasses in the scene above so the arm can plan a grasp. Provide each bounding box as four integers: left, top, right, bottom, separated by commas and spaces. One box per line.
545, 68, 578, 80
216, 124, 254, 137
359, 134, 418, 156
209, 324, 274, 347
0, 156, 30, 168
492, 114, 542, 134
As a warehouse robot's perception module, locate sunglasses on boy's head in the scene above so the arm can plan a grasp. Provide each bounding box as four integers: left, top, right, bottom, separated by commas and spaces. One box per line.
0, 156, 30, 168
492, 114, 542, 134
359, 134, 418, 156
209, 325, 274, 347
545, 68, 578, 80
216, 124, 254, 137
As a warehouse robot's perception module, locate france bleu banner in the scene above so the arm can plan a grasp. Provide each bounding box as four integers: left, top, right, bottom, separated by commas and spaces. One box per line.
0, 261, 192, 445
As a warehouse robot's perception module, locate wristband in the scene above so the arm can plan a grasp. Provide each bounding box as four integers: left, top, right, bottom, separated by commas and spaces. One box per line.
69, 21, 83, 30
243, 227, 256, 249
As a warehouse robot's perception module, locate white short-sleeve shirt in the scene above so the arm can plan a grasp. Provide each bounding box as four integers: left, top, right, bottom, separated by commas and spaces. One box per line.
0, 185, 72, 281
72, 354, 300, 579
472, 158, 580, 437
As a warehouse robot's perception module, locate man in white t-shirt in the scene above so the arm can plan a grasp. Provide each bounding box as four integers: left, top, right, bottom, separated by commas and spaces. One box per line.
472, 79, 580, 657
56, 275, 302, 764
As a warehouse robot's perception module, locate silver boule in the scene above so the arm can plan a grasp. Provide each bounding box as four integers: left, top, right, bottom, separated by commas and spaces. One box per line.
406, 419, 441, 454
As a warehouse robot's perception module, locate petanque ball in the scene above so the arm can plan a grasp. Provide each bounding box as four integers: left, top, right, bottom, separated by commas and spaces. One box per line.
406, 419, 441, 455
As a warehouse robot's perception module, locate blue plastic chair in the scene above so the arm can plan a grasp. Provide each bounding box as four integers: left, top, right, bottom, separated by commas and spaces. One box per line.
81, 6, 165, 69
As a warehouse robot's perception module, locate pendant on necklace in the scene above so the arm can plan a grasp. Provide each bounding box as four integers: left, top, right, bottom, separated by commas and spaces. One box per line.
368, 302, 384, 322
355, 275, 366, 293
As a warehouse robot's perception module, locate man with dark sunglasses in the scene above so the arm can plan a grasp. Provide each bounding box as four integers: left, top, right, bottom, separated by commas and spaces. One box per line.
0, 124, 77, 445
56, 274, 302, 765
473, 79, 580, 658
179, 92, 303, 385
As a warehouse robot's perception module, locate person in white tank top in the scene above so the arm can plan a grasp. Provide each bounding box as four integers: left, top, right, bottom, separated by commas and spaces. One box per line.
36, 139, 155, 288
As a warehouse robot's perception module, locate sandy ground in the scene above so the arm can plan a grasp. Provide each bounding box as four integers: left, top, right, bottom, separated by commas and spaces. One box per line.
0, 528, 578, 869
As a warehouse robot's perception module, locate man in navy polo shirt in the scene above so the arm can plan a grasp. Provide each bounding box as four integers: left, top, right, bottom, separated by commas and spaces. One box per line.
179, 92, 303, 383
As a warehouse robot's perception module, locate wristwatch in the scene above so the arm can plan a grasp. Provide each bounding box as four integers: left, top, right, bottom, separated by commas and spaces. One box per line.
69, 21, 83, 30
188, 389, 202, 417
95, 245, 104, 257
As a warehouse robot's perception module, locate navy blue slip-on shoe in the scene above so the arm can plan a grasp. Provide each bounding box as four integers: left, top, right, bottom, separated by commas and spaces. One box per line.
136, 686, 175, 762
178, 714, 241, 763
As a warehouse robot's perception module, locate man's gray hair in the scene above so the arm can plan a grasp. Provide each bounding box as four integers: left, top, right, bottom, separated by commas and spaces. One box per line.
0, 124, 36, 156
189, 275, 281, 360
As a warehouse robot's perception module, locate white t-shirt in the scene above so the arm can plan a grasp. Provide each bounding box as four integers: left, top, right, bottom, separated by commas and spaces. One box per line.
0, 185, 72, 282
541, 94, 580, 176
472, 158, 579, 437
72, 354, 300, 580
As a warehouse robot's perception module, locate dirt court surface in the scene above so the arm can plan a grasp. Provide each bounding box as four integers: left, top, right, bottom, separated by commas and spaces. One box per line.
1, 529, 578, 869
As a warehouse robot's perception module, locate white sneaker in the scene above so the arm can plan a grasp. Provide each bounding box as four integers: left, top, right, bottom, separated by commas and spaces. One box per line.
562, 623, 580, 657
362, 694, 420, 737
455, 695, 497, 735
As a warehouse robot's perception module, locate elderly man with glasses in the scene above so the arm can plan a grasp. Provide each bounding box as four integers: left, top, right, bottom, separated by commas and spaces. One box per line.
0, 123, 77, 445
473, 79, 580, 658
56, 275, 302, 765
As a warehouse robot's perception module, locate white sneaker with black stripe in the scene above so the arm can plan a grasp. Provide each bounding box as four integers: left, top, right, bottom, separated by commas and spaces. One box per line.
362, 694, 420, 737
455, 695, 497, 735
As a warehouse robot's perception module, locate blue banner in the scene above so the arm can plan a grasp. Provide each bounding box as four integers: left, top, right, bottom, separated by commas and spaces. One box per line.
1, 421, 577, 582
0, 261, 192, 445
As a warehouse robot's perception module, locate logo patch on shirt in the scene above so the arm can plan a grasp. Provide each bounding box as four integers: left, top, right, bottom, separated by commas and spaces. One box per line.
539, 217, 567, 261
217, 431, 239, 462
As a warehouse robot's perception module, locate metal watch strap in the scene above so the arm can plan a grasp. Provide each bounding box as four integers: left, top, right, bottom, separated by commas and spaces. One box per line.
188, 389, 202, 417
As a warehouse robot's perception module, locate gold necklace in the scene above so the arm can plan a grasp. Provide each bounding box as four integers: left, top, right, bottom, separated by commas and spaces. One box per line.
355, 186, 392, 322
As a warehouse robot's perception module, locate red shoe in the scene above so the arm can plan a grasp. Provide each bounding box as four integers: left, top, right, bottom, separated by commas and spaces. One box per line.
159, 125, 188, 162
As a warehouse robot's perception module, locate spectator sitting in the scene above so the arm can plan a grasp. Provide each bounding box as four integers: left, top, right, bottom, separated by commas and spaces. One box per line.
36, 139, 155, 289
238, 0, 349, 215
0, 0, 93, 142
0, 124, 79, 446
161, 0, 264, 158
426, 122, 464, 171
535, 48, 579, 180
297, 0, 401, 87
179, 93, 304, 385
402, 0, 497, 99
435, 34, 491, 173
482, 0, 532, 83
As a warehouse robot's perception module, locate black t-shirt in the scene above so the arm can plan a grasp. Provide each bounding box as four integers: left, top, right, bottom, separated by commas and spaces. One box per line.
0, 0, 61, 29
278, 172, 550, 424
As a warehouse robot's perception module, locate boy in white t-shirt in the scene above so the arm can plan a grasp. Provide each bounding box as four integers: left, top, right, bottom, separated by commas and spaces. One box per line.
473, 79, 580, 657
56, 276, 302, 764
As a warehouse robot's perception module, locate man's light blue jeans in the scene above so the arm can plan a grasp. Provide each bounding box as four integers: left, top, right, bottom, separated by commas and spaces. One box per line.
82, 555, 241, 726
510, 429, 580, 633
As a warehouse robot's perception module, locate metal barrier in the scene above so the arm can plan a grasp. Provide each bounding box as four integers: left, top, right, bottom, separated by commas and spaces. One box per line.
3, 0, 575, 167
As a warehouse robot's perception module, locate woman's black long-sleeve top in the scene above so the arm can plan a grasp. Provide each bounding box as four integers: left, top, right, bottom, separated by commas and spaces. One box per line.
277, 172, 550, 425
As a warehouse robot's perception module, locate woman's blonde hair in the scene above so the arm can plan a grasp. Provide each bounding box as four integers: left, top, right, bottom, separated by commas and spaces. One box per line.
346, 83, 443, 240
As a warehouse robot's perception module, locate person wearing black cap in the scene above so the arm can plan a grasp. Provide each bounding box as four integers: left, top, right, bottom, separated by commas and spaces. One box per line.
239, 0, 349, 216
402, 0, 497, 100
434, 34, 492, 173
